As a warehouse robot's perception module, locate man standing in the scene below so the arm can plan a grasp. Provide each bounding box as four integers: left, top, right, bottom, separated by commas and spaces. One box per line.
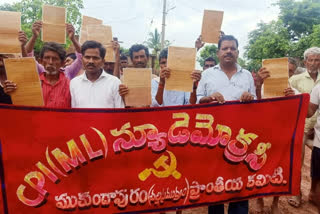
152, 48, 201, 107
287, 47, 320, 208
4, 32, 72, 108
118, 44, 150, 101
307, 81, 320, 213
70, 40, 124, 108
197, 35, 255, 214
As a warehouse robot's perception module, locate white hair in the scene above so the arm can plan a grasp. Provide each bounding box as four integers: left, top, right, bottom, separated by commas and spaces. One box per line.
304, 47, 320, 60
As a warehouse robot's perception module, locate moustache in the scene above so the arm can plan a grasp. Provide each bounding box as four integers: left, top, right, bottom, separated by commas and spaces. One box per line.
224, 53, 233, 58
86, 64, 96, 67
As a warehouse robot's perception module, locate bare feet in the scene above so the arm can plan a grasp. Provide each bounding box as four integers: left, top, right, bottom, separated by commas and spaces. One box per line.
255, 198, 264, 213
271, 197, 280, 214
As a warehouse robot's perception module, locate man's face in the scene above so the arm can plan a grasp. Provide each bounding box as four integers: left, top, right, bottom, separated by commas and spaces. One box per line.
203, 61, 215, 70
159, 58, 167, 70
217, 40, 239, 65
82, 48, 104, 75
120, 59, 128, 68
288, 63, 297, 78
41, 51, 63, 76
132, 49, 148, 68
103, 62, 115, 75
64, 56, 74, 67
305, 54, 320, 74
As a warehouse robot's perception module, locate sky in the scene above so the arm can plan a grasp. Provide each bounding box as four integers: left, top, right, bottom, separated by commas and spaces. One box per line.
0, 0, 280, 59
81, 0, 280, 58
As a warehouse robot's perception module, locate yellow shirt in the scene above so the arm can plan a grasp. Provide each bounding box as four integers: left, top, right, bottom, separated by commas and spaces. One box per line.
289, 71, 320, 133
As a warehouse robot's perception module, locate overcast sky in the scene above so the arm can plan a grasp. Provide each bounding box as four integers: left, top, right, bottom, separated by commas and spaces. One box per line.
0, 0, 280, 58
81, 0, 280, 57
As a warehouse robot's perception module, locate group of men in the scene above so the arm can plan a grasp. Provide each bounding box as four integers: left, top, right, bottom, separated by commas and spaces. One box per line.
0, 19, 319, 214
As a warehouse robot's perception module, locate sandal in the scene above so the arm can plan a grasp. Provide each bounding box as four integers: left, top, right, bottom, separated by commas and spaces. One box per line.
287, 194, 302, 208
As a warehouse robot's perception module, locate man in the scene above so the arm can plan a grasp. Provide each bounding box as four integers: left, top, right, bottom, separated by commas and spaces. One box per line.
307, 83, 320, 213
287, 47, 320, 208
203, 57, 217, 71
118, 44, 149, 103
26, 21, 83, 80
70, 40, 124, 108
288, 57, 298, 78
119, 54, 128, 77
103, 61, 115, 75
197, 35, 255, 214
65, 53, 76, 67
152, 48, 201, 107
4, 32, 71, 108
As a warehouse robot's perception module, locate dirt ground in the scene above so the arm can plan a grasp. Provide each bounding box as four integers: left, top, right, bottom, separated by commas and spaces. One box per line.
164, 146, 318, 214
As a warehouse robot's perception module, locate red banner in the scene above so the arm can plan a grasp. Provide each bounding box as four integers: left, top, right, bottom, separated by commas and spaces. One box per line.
0, 94, 309, 214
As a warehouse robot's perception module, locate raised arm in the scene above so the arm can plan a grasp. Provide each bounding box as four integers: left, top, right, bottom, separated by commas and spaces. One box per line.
25, 21, 42, 54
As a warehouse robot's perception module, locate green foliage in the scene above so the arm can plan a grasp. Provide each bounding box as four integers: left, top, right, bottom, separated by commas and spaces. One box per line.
120, 47, 129, 56
0, 0, 84, 53
197, 45, 218, 68
276, 0, 320, 40
244, 21, 291, 71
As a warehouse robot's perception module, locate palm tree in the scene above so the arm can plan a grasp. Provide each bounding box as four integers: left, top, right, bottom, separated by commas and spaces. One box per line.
144, 28, 170, 57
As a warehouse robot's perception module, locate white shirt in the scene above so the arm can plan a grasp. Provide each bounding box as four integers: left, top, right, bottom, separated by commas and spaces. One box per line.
310, 84, 320, 148
151, 78, 190, 107
197, 64, 256, 102
70, 70, 124, 108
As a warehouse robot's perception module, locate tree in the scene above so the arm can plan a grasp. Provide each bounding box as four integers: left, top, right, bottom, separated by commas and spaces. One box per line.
197, 45, 218, 68
0, 0, 84, 52
276, 0, 320, 40
144, 28, 170, 57
244, 21, 291, 71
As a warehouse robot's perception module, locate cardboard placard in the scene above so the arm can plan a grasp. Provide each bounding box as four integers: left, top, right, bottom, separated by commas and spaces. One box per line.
201, 10, 224, 44
0, 11, 21, 54
165, 46, 196, 92
4, 57, 44, 106
79, 15, 103, 44
42, 5, 66, 44
123, 68, 152, 107
263, 57, 289, 98
86, 24, 115, 62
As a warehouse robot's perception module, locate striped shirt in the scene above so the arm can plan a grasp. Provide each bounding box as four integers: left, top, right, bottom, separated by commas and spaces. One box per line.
40, 72, 71, 108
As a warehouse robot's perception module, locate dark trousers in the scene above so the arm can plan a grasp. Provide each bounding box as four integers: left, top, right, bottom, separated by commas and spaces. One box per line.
208, 200, 248, 214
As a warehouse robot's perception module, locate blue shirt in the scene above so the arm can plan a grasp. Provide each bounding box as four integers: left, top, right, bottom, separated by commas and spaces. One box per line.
197, 64, 256, 102
151, 78, 190, 107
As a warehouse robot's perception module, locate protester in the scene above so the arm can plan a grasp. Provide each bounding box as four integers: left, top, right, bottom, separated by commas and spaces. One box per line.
119, 54, 129, 77
104, 61, 115, 75
288, 57, 298, 78
64, 52, 76, 67
4, 32, 71, 108
287, 47, 320, 208
254, 66, 296, 214
70, 40, 124, 108
25, 21, 82, 80
118, 44, 149, 105
203, 57, 217, 71
307, 83, 320, 213
197, 35, 255, 214
152, 48, 201, 107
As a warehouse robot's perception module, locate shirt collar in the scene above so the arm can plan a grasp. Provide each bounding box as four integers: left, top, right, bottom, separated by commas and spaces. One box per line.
301, 70, 320, 81
215, 63, 243, 73
81, 69, 109, 82
40, 72, 65, 84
